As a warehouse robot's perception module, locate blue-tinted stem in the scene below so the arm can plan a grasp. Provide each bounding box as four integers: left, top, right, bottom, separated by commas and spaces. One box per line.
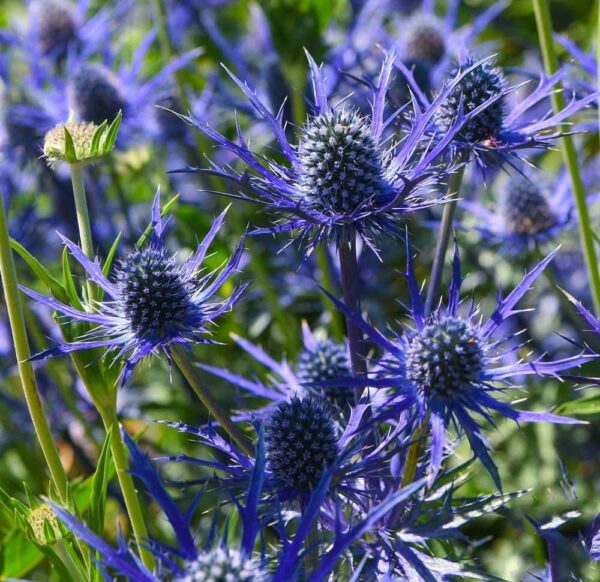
338, 234, 367, 403
424, 164, 466, 317
532, 0, 600, 315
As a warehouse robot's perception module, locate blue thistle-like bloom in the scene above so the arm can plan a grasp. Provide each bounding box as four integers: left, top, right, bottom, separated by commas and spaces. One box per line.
265, 396, 339, 493
21, 190, 247, 384
403, 12, 447, 66
422, 55, 599, 167
29, 0, 78, 62
462, 169, 584, 252
178, 51, 492, 253
435, 57, 506, 143
327, 241, 590, 487
175, 547, 267, 582
201, 322, 353, 414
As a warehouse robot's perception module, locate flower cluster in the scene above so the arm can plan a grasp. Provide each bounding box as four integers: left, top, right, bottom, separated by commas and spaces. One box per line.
0, 1, 599, 582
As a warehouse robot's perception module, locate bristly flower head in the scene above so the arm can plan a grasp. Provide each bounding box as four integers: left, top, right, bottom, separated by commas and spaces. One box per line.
426, 55, 599, 167
435, 57, 506, 143
462, 168, 584, 252
328, 241, 589, 487
200, 322, 354, 414
21, 190, 247, 384
265, 396, 339, 494
179, 50, 491, 254
176, 547, 267, 582
295, 337, 354, 405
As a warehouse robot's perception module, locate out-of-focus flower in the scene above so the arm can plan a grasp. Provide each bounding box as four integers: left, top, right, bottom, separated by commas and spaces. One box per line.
21, 190, 247, 384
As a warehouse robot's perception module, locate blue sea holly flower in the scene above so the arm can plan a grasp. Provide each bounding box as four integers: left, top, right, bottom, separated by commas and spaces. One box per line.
21, 190, 247, 384
327, 242, 590, 487
200, 322, 354, 415
179, 51, 498, 254
462, 168, 586, 252
50, 429, 269, 582
421, 56, 599, 167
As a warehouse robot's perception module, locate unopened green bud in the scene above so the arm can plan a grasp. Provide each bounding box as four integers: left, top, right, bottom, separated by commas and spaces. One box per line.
43, 109, 121, 166
28, 504, 62, 546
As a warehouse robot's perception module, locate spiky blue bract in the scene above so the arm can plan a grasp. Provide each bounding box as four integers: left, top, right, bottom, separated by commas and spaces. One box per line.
325, 241, 590, 488
21, 189, 247, 384
176, 50, 506, 255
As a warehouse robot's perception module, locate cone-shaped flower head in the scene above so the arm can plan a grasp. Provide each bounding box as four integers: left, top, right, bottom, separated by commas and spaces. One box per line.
22, 190, 247, 384
296, 338, 354, 405
297, 107, 392, 214
406, 315, 484, 399
265, 396, 339, 493
499, 173, 557, 236
69, 63, 126, 125
176, 547, 267, 582
435, 58, 506, 143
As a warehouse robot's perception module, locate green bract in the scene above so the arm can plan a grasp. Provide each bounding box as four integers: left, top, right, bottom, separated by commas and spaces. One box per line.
43, 110, 122, 166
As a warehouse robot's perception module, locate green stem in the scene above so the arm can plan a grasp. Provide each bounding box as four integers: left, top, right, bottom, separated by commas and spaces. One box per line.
170, 345, 254, 456
400, 414, 430, 488
532, 0, 600, 315
0, 194, 69, 502
424, 164, 466, 317
69, 164, 96, 304
100, 412, 154, 571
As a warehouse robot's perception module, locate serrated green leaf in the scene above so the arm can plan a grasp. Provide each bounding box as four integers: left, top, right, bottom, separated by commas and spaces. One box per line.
64, 126, 77, 163
555, 394, 600, 416
10, 239, 69, 303
62, 247, 84, 311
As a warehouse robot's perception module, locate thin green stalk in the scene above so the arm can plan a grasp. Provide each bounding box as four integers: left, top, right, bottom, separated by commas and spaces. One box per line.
99, 412, 154, 570
0, 193, 69, 501
70, 164, 96, 304
424, 164, 466, 317
400, 414, 430, 488
170, 345, 254, 456
532, 0, 600, 315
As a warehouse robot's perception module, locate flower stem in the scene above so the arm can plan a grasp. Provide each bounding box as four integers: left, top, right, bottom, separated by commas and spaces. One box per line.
303, 518, 319, 578
99, 412, 154, 570
170, 345, 254, 456
69, 164, 96, 304
338, 234, 368, 403
400, 414, 429, 488
424, 164, 466, 317
532, 0, 600, 316
0, 193, 69, 502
